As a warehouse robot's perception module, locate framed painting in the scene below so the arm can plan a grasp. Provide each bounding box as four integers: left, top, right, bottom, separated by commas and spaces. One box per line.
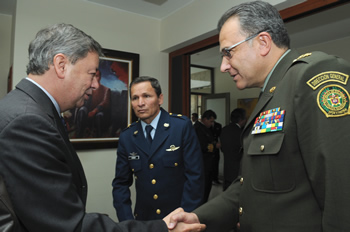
63, 48, 139, 149
237, 98, 258, 120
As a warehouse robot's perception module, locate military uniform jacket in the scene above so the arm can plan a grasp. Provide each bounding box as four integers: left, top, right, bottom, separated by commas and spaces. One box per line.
0, 79, 167, 232
194, 50, 350, 232
113, 108, 204, 221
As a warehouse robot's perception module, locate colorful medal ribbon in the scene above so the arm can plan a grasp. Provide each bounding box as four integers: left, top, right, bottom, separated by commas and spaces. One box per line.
252, 107, 285, 134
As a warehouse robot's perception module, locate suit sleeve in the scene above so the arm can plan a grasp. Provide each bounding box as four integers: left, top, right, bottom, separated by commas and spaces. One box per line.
0, 114, 168, 232
112, 132, 135, 221
293, 54, 350, 230
194, 178, 239, 232
180, 119, 205, 211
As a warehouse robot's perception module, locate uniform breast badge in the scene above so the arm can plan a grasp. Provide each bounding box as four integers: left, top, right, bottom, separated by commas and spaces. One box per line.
252, 108, 285, 134
166, 145, 180, 152
317, 85, 350, 117
128, 152, 140, 160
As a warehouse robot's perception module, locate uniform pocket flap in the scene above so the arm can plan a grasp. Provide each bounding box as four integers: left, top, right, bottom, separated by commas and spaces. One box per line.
247, 132, 285, 155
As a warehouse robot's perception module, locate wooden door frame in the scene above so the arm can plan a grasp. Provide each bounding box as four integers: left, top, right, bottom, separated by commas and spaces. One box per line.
168, 0, 347, 116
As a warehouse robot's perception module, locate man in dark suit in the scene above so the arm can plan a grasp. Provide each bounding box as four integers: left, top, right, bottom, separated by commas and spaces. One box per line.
220, 108, 246, 191
211, 119, 222, 185
0, 23, 206, 232
168, 1, 350, 231
194, 110, 218, 203
191, 113, 200, 129
112, 76, 204, 221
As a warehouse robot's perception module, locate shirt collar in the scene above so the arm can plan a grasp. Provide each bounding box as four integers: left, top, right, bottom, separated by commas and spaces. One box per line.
26, 77, 61, 115
141, 110, 161, 137
261, 49, 291, 92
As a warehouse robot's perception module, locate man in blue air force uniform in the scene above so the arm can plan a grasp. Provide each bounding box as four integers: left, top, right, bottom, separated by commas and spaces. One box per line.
112, 76, 204, 221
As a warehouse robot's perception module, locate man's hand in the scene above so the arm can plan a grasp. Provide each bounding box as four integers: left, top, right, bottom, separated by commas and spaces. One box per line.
163, 208, 206, 232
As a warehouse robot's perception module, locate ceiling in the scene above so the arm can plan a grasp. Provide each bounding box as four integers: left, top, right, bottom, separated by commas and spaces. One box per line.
0, 0, 196, 19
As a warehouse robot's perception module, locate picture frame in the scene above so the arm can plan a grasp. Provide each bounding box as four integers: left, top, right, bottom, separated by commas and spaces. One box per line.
237, 98, 258, 120
64, 48, 139, 150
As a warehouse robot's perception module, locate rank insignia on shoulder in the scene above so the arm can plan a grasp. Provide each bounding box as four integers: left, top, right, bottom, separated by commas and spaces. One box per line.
307, 71, 349, 90
317, 85, 350, 117
128, 152, 140, 160
166, 145, 180, 152
252, 108, 285, 134
293, 53, 312, 62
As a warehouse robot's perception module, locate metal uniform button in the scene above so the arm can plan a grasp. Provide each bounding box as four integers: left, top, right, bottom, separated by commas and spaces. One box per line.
135, 176, 138, 180
156, 209, 161, 214
240, 177, 244, 185
239, 207, 243, 216
152, 179, 156, 184
260, 145, 265, 152
153, 194, 158, 200
132, 168, 135, 172
149, 164, 154, 169
174, 163, 178, 167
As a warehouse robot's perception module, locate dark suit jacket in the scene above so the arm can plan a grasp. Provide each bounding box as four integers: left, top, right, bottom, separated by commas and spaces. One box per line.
195, 122, 215, 171
0, 79, 167, 231
194, 50, 350, 231
112, 108, 204, 221
220, 123, 242, 183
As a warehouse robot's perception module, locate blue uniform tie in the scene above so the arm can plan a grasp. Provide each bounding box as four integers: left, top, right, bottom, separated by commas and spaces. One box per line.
145, 125, 153, 144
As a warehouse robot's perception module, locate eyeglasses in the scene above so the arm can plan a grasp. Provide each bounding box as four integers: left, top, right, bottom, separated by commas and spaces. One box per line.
221, 30, 267, 59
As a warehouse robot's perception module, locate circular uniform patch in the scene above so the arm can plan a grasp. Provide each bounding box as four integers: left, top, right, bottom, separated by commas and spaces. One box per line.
317, 85, 350, 117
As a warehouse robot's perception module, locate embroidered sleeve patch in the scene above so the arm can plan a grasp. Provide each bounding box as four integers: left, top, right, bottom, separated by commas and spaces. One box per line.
317, 85, 350, 117
307, 71, 349, 90
252, 108, 285, 134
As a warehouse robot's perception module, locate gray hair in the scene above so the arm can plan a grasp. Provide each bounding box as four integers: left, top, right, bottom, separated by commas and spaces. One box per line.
26, 23, 103, 75
129, 76, 162, 98
217, 1, 290, 49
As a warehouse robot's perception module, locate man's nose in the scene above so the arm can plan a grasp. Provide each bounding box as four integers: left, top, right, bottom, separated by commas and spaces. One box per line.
220, 57, 231, 73
91, 76, 100, 90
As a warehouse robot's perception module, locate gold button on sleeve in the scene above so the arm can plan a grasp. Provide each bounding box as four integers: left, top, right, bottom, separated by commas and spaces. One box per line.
240, 177, 244, 185
151, 179, 156, 184
153, 194, 158, 200
239, 207, 243, 216
149, 164, 154, 169
156, 209, 161, 214
174, 163, 178, 167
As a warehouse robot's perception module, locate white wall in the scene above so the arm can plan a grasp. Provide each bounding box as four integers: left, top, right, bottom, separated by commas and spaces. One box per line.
0, 14, 12, 99
160, 0, 249, 52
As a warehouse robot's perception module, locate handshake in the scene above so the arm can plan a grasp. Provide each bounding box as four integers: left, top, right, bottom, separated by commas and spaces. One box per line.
163, 208, 206, 232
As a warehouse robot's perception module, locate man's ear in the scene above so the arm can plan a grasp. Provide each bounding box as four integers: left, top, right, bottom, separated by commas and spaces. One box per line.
158, 93, 164, 106
53, 53, 67, 79
257, 32, 272, 57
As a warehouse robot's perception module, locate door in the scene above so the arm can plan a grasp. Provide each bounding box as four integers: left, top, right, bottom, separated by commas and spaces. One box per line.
202, 93, 230, 126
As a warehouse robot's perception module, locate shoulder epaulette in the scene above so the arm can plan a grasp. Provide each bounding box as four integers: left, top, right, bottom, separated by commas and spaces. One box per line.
169, 113, 186, 120
123, 120, 139, 131
293, 52, 312, 63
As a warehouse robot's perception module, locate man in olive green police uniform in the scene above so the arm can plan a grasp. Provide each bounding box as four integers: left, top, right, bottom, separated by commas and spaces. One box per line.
167, 1, 350, 232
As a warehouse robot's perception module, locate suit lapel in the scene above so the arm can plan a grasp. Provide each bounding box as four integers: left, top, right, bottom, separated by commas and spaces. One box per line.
150, 110, 170, 157
133, 122, 151, 154
16, 79, 88, 204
